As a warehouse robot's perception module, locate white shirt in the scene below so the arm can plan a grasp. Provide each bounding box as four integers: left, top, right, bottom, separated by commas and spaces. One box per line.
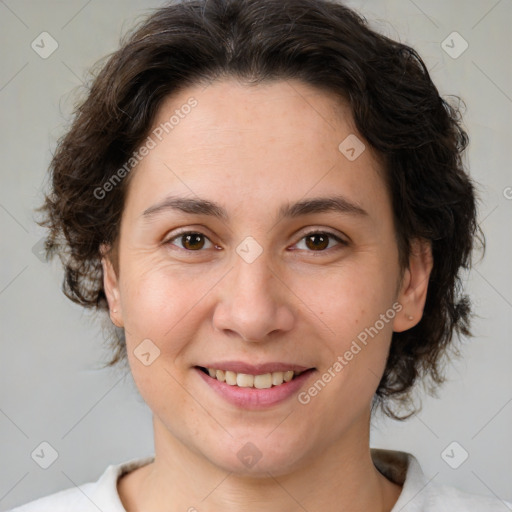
9, 449, 511, 511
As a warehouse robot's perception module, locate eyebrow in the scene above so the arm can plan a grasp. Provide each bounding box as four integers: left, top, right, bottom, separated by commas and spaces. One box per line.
142, 195, 369, 221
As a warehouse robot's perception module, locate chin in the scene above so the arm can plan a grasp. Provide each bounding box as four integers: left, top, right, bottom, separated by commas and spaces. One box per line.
203, 435, 309, 477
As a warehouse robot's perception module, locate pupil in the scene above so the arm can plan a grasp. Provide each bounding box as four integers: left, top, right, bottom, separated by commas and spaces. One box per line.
183, 233, 204, 250
306, 234, 328, 251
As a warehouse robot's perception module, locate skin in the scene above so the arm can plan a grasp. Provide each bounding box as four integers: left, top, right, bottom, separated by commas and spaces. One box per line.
101, 78, 433, 512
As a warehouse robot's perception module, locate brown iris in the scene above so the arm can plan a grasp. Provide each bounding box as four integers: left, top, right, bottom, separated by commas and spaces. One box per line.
181, 233, 205, 250
305, 233, 329, 251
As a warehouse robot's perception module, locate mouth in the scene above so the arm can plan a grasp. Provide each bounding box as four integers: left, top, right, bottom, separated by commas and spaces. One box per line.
195, 365, 315, 389
194, 360, 317, 408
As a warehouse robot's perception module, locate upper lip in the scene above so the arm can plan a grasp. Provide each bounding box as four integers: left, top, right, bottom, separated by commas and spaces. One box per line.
197, 361, 313, 375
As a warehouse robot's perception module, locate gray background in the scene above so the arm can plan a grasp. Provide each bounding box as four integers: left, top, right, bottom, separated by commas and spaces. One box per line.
1, 0, 511, 509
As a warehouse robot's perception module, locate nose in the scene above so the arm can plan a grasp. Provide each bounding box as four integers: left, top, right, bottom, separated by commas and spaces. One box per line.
212, 254, 295, 342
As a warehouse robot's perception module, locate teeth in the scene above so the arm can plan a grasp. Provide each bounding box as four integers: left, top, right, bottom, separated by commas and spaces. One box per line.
254, 373, 272, 389
236, 373, 254, 387
225, 370, 237, 386
283, 370, 294, 382
203, 367, 303, 388
272, 372, 284, 386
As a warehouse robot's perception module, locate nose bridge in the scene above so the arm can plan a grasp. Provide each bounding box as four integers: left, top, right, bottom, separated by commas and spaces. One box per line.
213, 245, 294, 341
233, 252, 273, 303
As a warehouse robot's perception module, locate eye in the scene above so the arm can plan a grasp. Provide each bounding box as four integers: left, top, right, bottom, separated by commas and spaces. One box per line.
293, 230, 347, 252
165, 231, 217, 251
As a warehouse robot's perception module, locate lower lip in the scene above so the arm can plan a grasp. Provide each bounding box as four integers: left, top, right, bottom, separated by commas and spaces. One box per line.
195, 367, 316, 409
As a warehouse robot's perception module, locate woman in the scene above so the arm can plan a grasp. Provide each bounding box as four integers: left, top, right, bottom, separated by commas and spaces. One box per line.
11, 0, 510, 510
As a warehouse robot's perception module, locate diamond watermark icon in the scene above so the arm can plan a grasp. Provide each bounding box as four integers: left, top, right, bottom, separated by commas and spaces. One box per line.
441, 441, 469, 469
338, 134, 366, 161
441, 32, 468, 59
31, 32, 59, 59
236, 236, 263, 264
32, 237, 47, 262
134, 338, 161, 366
237, 442, 262, 468
31, 441, 59, 469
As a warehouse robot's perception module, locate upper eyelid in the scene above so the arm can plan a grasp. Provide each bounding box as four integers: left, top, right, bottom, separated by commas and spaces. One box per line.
164, 226, 215, 241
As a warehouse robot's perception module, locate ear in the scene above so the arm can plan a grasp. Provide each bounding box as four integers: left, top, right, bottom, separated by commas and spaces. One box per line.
392, 238, 433, 333
100, 243, 124, 328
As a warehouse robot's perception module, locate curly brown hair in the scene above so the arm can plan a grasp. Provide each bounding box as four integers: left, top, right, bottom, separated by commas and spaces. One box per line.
38, 0, 483, 419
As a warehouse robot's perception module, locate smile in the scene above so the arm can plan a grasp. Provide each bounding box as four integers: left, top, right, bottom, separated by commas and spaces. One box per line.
198, 366, 305, 389
195, 365, 317, 409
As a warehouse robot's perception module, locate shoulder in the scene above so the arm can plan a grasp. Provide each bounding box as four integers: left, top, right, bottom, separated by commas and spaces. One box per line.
7, 455, 155, 512
371, 448, 512, 512
8, 482, 97, 512
421, 483, 512, 511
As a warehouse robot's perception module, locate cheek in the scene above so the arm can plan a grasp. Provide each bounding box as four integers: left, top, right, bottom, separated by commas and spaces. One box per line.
291, 256, 398, 400
293, 257, 398, 338
118, 258, 222, 352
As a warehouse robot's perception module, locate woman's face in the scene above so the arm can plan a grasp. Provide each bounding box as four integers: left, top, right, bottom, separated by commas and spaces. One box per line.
103, 79, 431, 475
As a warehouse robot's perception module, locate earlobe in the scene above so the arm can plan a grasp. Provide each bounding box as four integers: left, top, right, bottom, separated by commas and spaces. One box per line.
393, 238, 433, 333
100, 244, 124, 328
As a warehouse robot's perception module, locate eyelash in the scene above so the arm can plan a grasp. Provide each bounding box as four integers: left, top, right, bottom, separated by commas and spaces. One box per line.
164, 229, 348, 253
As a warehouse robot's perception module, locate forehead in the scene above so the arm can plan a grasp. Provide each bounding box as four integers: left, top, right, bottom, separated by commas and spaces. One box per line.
123, 78, 389, 221
153, 78, 358, 157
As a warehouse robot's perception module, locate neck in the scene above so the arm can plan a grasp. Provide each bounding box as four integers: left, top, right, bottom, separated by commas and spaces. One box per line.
124, 415, 402, 512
